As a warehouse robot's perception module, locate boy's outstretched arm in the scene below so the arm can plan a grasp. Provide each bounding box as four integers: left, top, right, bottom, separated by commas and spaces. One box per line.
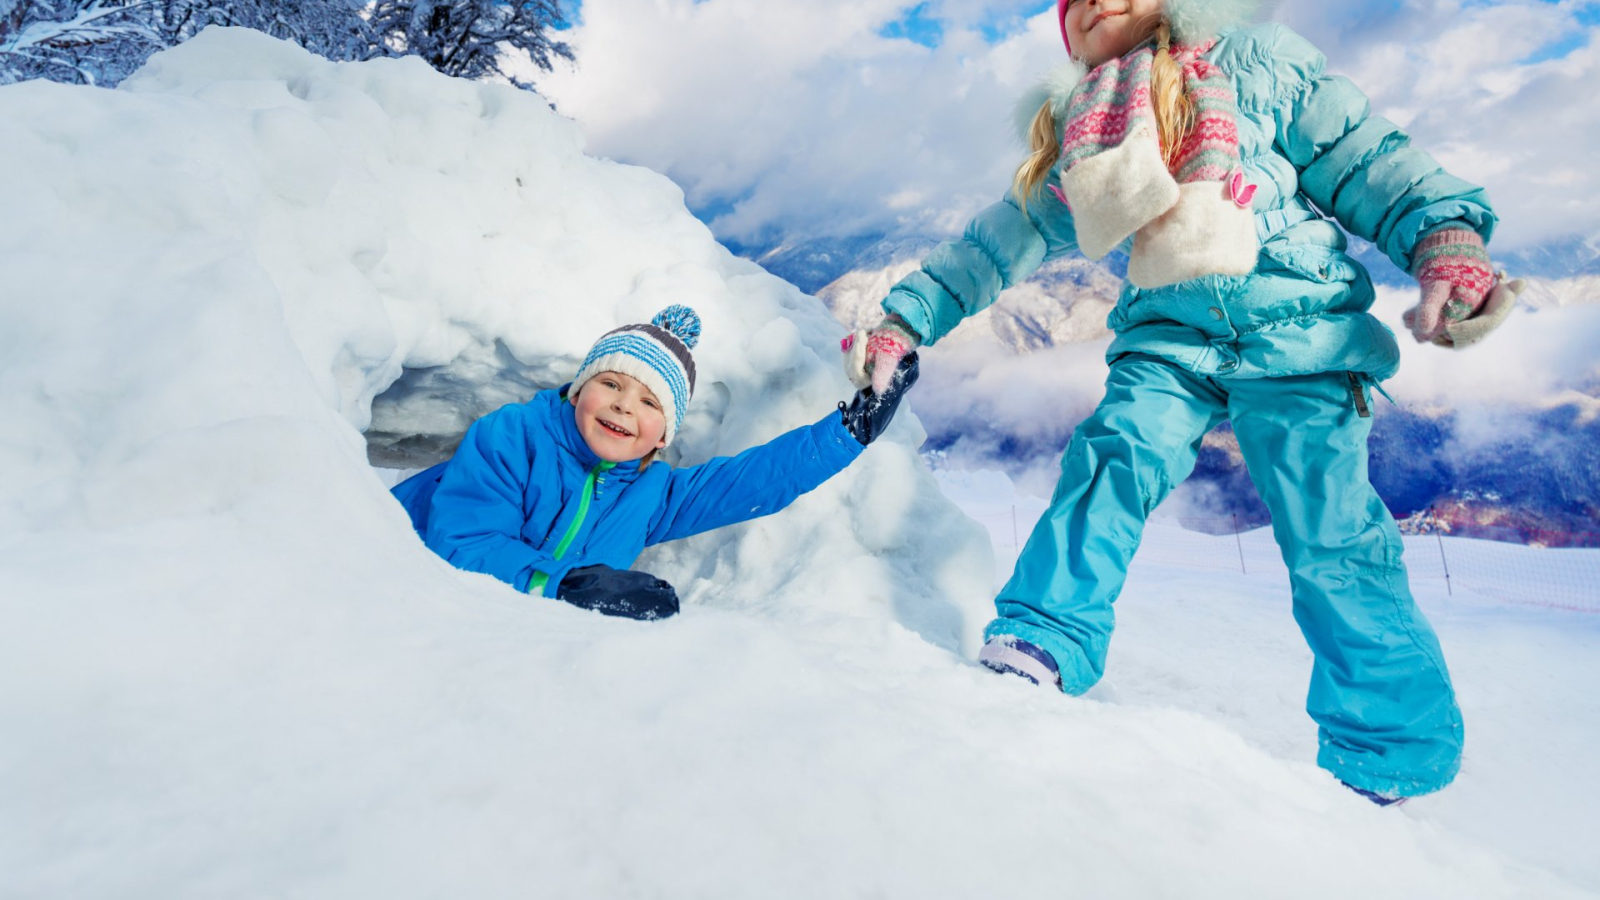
423, 406, 576, 596
646, 354, 919, 546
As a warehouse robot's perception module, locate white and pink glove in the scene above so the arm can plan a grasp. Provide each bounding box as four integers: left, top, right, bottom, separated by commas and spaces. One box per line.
1404, 226, 1522, 349
843, 316, 921, 394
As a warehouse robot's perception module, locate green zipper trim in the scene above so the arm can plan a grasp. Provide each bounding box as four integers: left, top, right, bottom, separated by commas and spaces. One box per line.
527, 460, 617, 595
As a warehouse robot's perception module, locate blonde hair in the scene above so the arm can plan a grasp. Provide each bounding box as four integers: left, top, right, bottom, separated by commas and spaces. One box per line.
1013, 20, 1193, 213
1011, 100, 1061, 217
1149, 23, 1195, 170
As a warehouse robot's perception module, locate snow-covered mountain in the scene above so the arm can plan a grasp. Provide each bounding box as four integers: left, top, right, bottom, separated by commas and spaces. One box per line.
755, 225, 1600, 297
802, 231, 1600, 545
818, 246, 1122, 353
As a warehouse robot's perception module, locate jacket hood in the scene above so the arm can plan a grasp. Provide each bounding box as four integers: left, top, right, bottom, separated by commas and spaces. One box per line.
1018, 0, 1275, 144
1166, 0, 1274, 46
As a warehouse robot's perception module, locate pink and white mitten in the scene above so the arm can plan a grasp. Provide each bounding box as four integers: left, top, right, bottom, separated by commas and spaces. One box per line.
842, 316, 920, 394
1405, 227, 1496, 345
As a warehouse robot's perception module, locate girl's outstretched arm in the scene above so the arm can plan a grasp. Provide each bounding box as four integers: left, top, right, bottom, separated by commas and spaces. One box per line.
881, 186, 1080, 348
1267, 23, 1497, 271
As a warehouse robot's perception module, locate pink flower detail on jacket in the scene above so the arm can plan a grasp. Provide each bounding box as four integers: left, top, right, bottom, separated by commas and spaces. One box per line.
1047, 184, 1070, 209
1228, 170, 1257, 209
840, 333, 856, 352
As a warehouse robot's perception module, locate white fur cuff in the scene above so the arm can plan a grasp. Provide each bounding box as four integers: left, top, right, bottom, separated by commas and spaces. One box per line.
1059, 128, 1180, 261
1127, 181, 1259, 289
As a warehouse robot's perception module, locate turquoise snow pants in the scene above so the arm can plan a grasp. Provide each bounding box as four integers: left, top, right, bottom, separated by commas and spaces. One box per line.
986, 355, 1464, 796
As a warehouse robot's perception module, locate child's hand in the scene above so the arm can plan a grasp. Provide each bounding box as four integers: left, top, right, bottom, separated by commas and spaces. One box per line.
839, 352, 920, 446
556, 565, 679, 620
843, 316, 920, 394
1408, 272, 1524, 350
1405, 227, 1496, 345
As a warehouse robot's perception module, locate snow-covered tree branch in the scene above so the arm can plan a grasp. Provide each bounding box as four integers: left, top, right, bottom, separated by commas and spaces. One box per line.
367, 1, 573, 87
1, 1, 162, 85
1, 0, 574, 89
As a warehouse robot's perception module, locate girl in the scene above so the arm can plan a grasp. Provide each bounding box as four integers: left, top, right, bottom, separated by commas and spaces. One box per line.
845, 0, 1519, 804
396, 305, 917, 620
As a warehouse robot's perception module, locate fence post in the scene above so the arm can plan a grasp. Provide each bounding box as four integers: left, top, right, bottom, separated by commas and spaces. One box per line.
1232, 513, 1247, 575
1435, 529, 1452, 597
1440, 506, 1452, 595
1011, 505, 1020, 552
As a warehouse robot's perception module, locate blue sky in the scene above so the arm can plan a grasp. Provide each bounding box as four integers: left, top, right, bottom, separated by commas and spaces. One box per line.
536, 0, 1600, 256
561, 0, 1060, 45
879, 3, 948, 48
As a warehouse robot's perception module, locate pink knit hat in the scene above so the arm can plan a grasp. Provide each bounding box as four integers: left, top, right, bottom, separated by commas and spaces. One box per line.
1057, 0, 1073, 53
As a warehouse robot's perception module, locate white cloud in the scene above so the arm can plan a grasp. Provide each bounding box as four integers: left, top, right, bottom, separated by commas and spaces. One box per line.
1372, 281, 1600, 407
905, 277, 1600, 500
535, 0, 1600, 255
536, 0, 1063, 245
1278, 0, 1600, 250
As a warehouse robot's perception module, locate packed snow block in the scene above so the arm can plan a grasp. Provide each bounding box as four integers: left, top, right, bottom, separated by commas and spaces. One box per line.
249, 106, 340, 207
0, 26, 993, 650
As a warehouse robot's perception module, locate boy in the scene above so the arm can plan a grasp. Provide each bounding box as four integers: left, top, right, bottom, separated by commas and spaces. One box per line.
394, 306, 917, 619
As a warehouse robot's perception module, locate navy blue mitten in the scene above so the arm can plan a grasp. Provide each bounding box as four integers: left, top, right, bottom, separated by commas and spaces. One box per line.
839, 352, 920, 446
556, 565, 680, 621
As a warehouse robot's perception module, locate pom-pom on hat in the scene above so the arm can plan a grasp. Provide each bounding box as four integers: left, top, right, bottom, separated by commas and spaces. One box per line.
571, 305, 702, 447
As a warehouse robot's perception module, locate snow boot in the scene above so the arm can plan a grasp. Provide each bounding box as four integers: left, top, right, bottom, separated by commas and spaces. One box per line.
978, 636, 1063, 690
1341, 781, 1409, 808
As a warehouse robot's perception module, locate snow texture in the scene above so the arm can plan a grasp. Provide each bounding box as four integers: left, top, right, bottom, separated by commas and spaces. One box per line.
2, 27, 1597, 899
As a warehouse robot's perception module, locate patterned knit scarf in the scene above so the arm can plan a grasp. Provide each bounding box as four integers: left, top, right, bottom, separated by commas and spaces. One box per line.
1060, 40, 1241, 188
1047, 37, 1257, 286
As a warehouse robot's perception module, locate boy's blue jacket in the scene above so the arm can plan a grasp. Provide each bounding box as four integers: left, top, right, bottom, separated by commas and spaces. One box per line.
883, 24, 1498, 382
393, 387, 863, 596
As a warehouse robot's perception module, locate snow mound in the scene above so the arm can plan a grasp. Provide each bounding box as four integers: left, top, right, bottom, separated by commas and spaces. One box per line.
1, 28, 1592, 898
0, 25, 991, 645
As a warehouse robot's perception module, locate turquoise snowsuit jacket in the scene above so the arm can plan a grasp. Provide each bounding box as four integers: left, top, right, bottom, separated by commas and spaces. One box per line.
883, 23, 1497, 381
392, 387, 863, 596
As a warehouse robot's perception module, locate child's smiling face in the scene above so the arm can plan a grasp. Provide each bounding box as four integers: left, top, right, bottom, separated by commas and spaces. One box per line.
1064, 0, 1164, 67
572, 371, 669, 463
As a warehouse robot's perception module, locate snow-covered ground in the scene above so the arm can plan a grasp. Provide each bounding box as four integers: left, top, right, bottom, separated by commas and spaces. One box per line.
4, 27, 1599, 899
941, 468, 1600, 894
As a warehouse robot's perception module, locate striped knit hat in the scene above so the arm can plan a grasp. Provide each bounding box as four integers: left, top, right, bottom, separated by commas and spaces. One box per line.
571, 306, 702, 447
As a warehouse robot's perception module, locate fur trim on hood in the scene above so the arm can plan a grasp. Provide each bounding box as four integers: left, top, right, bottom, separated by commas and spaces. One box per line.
1012, 60, 1087, 146
1166, 0, 1274, 45
1018, 0, 1274, 144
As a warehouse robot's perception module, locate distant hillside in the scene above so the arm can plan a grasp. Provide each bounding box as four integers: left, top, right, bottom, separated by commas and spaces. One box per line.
772, 230, 1600, 546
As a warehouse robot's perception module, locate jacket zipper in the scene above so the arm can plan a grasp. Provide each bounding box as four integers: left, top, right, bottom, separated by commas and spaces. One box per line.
527, 460, 616, 594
